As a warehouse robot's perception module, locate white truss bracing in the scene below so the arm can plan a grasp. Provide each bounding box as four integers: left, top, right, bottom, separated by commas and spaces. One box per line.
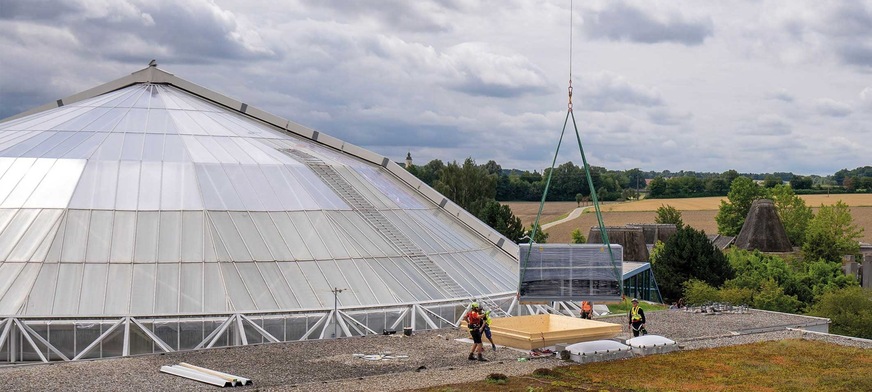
2, 296, 586, 364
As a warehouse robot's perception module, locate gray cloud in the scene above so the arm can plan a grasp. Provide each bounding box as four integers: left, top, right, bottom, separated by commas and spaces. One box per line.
815, 98, 852, 117
581, 1, 713, 46
578, 72, 664, 112
300, 0, 462, 33
2, 1, 870, 176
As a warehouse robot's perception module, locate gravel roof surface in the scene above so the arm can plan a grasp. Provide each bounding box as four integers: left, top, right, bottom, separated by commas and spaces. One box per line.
1, 309, 868, 391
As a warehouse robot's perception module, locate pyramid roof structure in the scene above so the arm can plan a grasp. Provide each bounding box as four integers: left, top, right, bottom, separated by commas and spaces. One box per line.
735, 199, 793, 252
0, 64, 521, 322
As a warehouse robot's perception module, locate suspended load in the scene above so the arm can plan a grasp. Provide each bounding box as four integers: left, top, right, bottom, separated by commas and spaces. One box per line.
519, 244, 623, 302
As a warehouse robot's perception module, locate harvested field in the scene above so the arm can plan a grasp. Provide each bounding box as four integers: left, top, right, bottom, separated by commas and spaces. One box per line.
505, 199, 872, 244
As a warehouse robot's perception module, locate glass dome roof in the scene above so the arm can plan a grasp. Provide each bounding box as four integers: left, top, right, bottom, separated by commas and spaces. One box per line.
0, 79, 518, 318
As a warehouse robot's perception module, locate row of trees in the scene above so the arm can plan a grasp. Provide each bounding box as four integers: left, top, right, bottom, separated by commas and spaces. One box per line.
408, 158, 872, 202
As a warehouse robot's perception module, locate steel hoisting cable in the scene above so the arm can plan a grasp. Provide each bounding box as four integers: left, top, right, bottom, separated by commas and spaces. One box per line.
519, 0, 622, 297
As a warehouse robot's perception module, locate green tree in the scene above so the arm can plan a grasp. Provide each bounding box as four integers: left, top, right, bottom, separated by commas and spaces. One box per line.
476, 200, 524, 243
807, 286, 872, 339
522, 223, 549, 244
753, 279, 803, 313
716, 176, 763, 236
570, 228, 586, 244
651, 226, 734, 302
763, 174, 781, 188
683, 279, 721, 305
769, 184, 813, 246
575, 193, 583, 207
434, 158, 495, 216
802, 201, 863, 262
655, 204, 683, 227
414, 159, 444, 186
790, 175, 813, 190
793, 259, 857, 304
647, 176, 667, 198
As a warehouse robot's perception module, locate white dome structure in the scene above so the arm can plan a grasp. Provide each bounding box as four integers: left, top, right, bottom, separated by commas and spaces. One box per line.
0, 65, 536, 363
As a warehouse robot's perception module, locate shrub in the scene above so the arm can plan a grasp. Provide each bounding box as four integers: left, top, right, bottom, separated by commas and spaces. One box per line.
719, 287, 755, 306
683, 279, 720, 305
807, 286, 872, 339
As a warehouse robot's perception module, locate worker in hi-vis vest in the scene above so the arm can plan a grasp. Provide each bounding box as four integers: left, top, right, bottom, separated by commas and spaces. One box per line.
580, 301, 593, 319
629, 298, 647, 337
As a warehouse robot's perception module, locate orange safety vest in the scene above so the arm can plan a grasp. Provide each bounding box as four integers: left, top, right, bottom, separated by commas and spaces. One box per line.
467, 311, 482, 327
581, 301, 592, 312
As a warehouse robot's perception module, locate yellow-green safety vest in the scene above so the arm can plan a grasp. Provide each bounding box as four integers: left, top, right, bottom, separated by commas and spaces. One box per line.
631, 306, 643, 322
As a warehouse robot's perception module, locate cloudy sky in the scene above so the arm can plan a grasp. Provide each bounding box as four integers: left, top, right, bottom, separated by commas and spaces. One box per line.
1, 0, 870, 176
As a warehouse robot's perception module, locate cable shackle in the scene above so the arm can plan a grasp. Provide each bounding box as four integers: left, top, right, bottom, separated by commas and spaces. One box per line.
567, 80, 573, 110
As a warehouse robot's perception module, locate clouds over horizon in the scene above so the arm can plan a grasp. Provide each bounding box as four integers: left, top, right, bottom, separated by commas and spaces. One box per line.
0, 0, 870, 176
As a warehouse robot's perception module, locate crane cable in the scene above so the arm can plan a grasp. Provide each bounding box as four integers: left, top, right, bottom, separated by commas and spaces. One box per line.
519, 0, 622, 298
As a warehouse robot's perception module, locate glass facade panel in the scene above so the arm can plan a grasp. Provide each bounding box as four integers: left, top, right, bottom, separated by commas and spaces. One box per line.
209, 212, 252, 261
110, 211, 136, 263
133, 212, 159, 263
364, 259, 416, 302
0, 263, 39, 314
219, 263, 256, 311
224, 165, 263, 210
138, 162, 162, 210
158, 211, 181, 262
353, 260, 396, 303
24, 263, 58, 314
256, 262, 299, 308
241, 166, 282, 210
229, 212, 272, 261
179, 263, 203, 313
85, 210, 113, 263
250, 212, 293, 261
203, 263, 226, 312
0, 132, 54, 157
154, 264, 180, 314
103, 264, 133, 315
388, 257, 440, 300
260, 165, 306, 210
53, 263, 84, 315
325, 212, 386, 258
162, 134, 189, 161
287, 212, 330, 259
93, 133, 124, 160
44, 131, 92, 157
307, 212, 348, 259
24, 159, 86, 208
270, 212, 312, 260
2, 158, 53, 208
115, 161, 140, 210
317, 260, 360, 306
236, 262, 278, 309
145, 110, 170, 134
130, 264, 156, 313
61, 209, 90, 262
120, 132, 144, 160
141, 134, 164, 161
0, 158, 35, 205
297, 262, 333, 307
0, 263, 25, 298
78, 264, 109, 315
0, 209, 38, 259
181, 211, 204, 262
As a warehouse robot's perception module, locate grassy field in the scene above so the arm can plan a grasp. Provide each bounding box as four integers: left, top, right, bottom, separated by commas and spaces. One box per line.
415, 339, 872, 392
506, 194, 872, 244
